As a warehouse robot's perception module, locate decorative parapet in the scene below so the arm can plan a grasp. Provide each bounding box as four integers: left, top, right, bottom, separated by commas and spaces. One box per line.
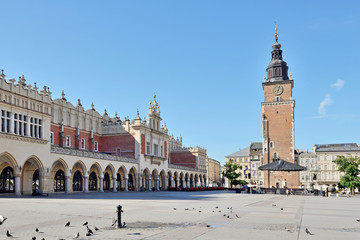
0, 132, 48, 144
168, 163, 206, 173
0, 73, 52, 104
51, 146, 139, 164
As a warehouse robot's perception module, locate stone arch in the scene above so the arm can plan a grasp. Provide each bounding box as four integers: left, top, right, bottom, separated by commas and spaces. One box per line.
0, 152, 19, 170
104, 164, 115, 191
50, 158, 69, 193
179, 172, 184, 188
117, 165, 127, 191
167, 170, 172, 188
190, 173, 194, 187
88, 162, 102, 191
21, 155, 44, 195
142, 168, 150, 190
185, 172, 189, 188
195, 174, 199, 187
174, 171, 179, 188
151, 169, 159, 190
71, 161, 87, 192
128, 167, 137, 191
159, 170, 166, 190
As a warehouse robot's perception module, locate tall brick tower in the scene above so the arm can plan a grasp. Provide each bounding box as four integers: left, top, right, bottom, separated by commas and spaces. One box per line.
261, 28, 299, 188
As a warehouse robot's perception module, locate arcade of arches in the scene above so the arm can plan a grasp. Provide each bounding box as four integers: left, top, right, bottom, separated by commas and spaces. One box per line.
0, 152, 207, 195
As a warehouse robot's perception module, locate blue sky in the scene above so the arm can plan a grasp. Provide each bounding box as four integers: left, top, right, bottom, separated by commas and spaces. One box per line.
1, 1, 359, 165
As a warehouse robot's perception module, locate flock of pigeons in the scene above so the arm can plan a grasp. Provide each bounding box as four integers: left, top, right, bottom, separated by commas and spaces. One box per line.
0, 215, 125, 239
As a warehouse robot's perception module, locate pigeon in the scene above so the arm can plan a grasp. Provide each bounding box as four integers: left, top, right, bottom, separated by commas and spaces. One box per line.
36, 228, 39, 232
236, 214, 239, 218
83, 221, 88, 226
227, 215, 230, 218
94, 226, 99, 231
199, 211, 201, 213
65, 221, 70, 227
272, 204, 276, 207
87, 226, 93, 235
212, 210, 215, 213
185, 208, 189, 211
32, 237, 36, 240
173, 208, 176, 210
0, 216, 7, 225
206, 224, 211, 228
218, 210, 221, 212
356, 219, 360, 222
41, 238, 45, 240
223, 214, 226, 217
6, 230, 13, 237
74, 232, 80, 239
281, 208, 283, 211
230, 207, 232, 210
86, 232, 92, 237
305, 228, 313, 235
123, 222, 126, 228
215, 206, 218, 208
227, 207, 229, 209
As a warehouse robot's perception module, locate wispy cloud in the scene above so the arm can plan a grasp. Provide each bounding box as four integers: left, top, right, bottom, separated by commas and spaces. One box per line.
318, 94, 334, 116
331, 79, 344, 90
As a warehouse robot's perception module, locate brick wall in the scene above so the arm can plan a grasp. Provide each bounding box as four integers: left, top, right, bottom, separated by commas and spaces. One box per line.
141, 134, 145, 154
101, 134, 135, 158
169, 151, 196, 168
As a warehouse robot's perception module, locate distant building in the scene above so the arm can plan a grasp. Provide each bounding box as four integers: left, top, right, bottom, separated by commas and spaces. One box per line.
206, 158, 221, 187
225, 142, 264, 188
313, 143, 360, 188
298, 151, 317, 189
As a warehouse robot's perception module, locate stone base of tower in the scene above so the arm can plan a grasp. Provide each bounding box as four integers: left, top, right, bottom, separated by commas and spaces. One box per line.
264, 171, 300, 189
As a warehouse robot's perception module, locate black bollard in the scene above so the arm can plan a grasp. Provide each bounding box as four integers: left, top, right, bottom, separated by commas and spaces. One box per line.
117, 205, 123, 228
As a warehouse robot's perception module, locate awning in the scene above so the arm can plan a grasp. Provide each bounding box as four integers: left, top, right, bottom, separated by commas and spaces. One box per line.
258, 159, 306, 171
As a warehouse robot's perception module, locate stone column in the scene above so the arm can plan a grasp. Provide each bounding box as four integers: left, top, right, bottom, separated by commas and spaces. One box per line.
163, 174, 168, 190
147, 179, 151, 191
112, 177, 117, 192
191, 177, 195, 188
15, 175, 21, 196
170, 177, 174, 188
124, 175, 129, 191
99, 176, 104, 192
26, 115, 30, 136
182, 179, 186, 188
195, 179, 198, 187
84, 175, 89, 193
155, 177, 159, 191
65, 176, 71, 194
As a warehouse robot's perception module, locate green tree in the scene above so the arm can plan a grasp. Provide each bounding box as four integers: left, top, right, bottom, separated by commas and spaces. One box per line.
222, 159, 241, 188
333, 155, 360, 195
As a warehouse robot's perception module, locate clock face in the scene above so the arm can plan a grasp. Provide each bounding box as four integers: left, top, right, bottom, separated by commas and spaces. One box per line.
273, 85, 283, 95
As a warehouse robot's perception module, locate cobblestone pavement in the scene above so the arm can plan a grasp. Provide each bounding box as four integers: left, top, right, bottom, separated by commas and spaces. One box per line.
0, 191, 359, 240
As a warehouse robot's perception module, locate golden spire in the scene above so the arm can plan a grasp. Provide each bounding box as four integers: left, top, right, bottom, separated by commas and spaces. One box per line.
274, 21, 278, 43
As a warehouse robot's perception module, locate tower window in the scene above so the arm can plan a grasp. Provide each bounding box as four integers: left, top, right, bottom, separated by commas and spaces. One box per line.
273, 152, 278, 159
270, 142, 274, 148
81, 139, 85, 149
276, 97, 280, 102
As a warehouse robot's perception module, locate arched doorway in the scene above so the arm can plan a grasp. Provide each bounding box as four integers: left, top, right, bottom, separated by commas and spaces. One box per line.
89, 171, 97, 191
73, 170, 83, 191
54, 169, 65, 192
32, 169, 39, 190
128, 174, 134, 191
116, 173, 122, 191
0, 167, 15, 193
103, 172, 110, 191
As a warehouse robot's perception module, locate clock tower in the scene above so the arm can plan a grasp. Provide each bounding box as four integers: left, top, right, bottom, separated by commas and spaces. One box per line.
261, 28, 299, 188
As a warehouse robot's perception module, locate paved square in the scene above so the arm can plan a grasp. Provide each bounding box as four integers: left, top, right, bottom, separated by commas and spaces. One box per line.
0, 191, 359, 239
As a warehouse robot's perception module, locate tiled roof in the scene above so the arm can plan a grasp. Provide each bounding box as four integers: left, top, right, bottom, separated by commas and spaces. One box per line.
226, 146, 250, 158
315, 143, 360, 152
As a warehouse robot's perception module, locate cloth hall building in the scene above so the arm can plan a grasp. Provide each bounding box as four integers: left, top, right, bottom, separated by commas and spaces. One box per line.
0, 72, 211, 195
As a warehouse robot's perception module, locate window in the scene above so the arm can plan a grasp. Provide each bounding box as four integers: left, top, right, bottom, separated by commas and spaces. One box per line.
0, 110, 10, 133
324, 155, 328, 161
332, 173, 336, 180
146, 142, 151, 154
270, 142, 273, 148
50, 132, 54, 145
273, 152, 278, 158
154, 144, 158, 156
66, 136, 71, 147
94, 141, 98, 152
30, 117, 42, 138
324, 165, 327, 170
318, 165, 321, 170
332, 164, 336, 170
276, 97, 280, 102
81, 139, 85, 149
306, 159, 310, 163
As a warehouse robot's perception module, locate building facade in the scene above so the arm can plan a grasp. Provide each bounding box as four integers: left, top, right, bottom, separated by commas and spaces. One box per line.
224, 142, 264, 188
0, 71, 208, 195
298, 151, 317, 189
206, 157, 221, 187
261, 29, 299, 188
